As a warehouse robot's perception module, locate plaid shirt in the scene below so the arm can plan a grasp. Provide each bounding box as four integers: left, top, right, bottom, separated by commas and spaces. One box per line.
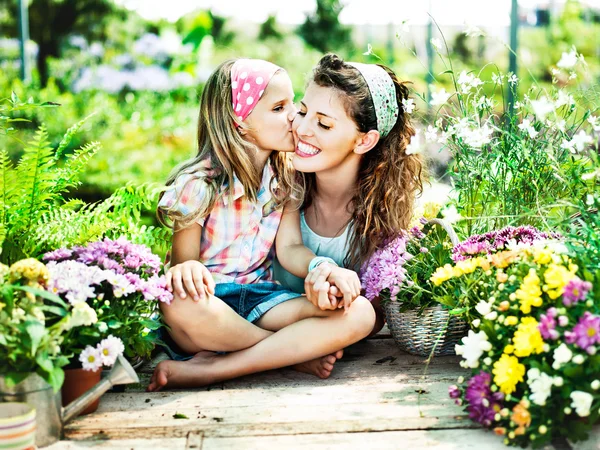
159, 163, 282, 285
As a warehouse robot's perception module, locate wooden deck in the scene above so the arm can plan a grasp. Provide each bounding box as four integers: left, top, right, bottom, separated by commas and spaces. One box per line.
48, 330, 600, 450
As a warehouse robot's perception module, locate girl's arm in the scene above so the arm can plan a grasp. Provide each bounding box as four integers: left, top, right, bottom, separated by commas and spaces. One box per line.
166, 222, 215, 302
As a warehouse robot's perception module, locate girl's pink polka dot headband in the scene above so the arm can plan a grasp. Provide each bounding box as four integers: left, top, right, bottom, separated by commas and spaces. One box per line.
231, 59, 282, 127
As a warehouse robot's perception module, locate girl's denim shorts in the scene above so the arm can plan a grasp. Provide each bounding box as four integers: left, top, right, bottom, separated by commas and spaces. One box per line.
158, 281, 300, 361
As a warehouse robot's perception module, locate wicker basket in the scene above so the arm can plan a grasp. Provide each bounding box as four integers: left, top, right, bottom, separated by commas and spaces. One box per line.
383, 218, 468, 357
384, 302, 468, 356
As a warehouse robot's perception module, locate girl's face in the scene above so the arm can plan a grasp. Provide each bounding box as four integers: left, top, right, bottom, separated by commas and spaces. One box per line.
292, 82, 362, 173
244, 71, 297, 153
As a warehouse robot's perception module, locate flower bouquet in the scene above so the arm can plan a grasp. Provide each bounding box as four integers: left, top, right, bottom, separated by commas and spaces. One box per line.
442, 240, 599, 447
360, 206, 467, 356
43, 236, 173, 369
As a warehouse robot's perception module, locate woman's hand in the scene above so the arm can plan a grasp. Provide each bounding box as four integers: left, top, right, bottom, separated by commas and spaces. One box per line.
166, 260, 215, 302
304, 263, 342, 310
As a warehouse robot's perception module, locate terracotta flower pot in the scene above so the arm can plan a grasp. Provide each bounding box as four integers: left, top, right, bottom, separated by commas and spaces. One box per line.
61, 368, 102, 416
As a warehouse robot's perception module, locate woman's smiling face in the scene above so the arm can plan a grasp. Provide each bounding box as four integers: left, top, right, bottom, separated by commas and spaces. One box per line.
291, 82, 362, 173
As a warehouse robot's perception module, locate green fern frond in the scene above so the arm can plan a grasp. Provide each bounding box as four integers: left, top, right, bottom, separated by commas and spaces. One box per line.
0, 150, 16, 225
53, 112, 97, 161
52, 141, 101, 193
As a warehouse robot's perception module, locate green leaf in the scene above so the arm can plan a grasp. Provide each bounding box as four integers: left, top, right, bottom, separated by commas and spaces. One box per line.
47, 367, 65, 393
14, 286, 67, 307
3, 371, 29, 388
24, 320, 46, 355
107, 319, 122, 329
140, 319, 162, 330
38, 305, 68, 317
36, 350, 54, 373
173, 413, 189, 419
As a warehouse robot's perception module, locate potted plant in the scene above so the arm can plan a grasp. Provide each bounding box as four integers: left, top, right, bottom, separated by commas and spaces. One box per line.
360, 204, 467, 357
445, 241, 599, 448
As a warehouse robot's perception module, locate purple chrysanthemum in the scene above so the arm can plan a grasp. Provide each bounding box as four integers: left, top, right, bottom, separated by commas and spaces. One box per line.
562, 278, 593, 306
452, 226, 561, 262
464, 371, 504, 427
539, 307, 560, 340
564, 312, 600, 353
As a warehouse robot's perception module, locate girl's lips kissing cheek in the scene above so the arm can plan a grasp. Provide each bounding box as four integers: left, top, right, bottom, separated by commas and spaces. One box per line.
296, 141, 322, 158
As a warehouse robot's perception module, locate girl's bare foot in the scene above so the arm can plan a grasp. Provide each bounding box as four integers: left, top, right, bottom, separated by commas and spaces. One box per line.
292, 349, 344, 379
147, 351, 220, 392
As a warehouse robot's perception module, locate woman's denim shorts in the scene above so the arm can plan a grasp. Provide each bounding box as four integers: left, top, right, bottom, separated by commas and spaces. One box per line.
158, 281, 300, 361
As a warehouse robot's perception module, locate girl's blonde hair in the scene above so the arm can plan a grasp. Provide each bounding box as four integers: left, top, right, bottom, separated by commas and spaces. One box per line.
158, 59, 302, 229
303, 54, 424, 269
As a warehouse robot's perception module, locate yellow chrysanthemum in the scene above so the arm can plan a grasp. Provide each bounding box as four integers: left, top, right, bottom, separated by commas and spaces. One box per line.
493, 354, 526, 395
515, 269, 543, 314
512, 317, 544, 357
505, 316, 519, 326
453, 258, 480, 277
504, 344, 515, 354
431, 264, 456, 286
490, 251, 519, 269
9, 258, 49, 285
544, 263, 577, 299
423, 201, 443, 219
533, 248, 553, 265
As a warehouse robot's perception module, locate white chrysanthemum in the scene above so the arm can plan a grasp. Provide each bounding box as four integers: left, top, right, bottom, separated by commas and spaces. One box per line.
79, 346, 102, 371
475, 299, 493, 316
570, 391, 593, 417
455, 330, 490, 368
527, 368, 554, 406
553, 343, 573, 369
98, 335, 125, 366
66, 302, 98, 330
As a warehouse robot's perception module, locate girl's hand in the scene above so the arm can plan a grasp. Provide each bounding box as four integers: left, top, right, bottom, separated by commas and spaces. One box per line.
325, 267, 361, 311
304, 263, 339, 310
166, 261, 215, 302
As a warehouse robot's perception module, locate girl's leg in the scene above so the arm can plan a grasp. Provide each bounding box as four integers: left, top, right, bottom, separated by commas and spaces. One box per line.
148, 296, 375, 390
161, 293, 273, 354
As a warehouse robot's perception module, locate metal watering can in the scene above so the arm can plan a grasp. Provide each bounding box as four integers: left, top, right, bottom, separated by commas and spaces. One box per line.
0, 355, 139, 447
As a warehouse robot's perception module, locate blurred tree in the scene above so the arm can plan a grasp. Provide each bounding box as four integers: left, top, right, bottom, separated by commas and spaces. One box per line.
210, 11, 235, 46
258, 14, 283, 41
297, 0, 352, 53
0, 0, 122, 86
452, 32, 474, 64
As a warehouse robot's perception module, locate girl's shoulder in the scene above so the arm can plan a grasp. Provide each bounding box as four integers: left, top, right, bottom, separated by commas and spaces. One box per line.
159, 163, 220, 217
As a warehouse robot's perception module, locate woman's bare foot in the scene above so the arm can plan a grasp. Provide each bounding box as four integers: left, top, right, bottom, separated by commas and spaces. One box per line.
147, 351, 220, 392
292, 349, 344, 379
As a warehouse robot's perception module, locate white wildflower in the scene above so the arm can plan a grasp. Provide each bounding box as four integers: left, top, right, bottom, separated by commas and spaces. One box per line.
405, 132, 421, 155
441, 204, 462, 224
571, 130, 593, 152
425, 125, 438, 142
588, 115, 599, 131
508, 73, 518, 85
402, 98, 415, 114
430, 88, 451, 107
557, 50, 578, 70
530, 96, 555, 121
431, 38, 443, 50
518, 119, 539, 139
555, 91, 575, 108
492, 73, 504, 84
464, 24, 484, 37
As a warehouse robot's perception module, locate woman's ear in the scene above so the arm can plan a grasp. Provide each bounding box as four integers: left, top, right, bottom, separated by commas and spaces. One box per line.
353, 130, 380, 155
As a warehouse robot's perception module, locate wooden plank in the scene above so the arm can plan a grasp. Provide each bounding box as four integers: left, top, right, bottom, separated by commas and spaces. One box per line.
185, 432, 203, 450
201, 429, 510, 450
46, 438, 187, 449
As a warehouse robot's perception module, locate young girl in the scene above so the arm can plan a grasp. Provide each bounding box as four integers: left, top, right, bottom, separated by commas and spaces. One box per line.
148, 58, 375, 391
275, 53, 423, 333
